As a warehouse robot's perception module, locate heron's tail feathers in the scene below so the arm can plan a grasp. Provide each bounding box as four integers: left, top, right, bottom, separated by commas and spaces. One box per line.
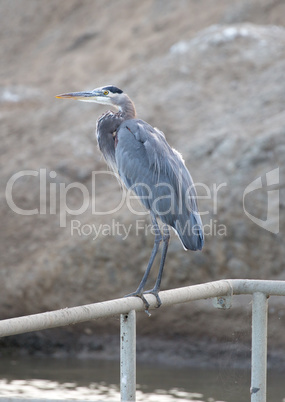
174, 213, 204, 251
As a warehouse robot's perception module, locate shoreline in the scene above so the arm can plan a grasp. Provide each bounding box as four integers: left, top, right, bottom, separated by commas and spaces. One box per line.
1, 332, 285, 371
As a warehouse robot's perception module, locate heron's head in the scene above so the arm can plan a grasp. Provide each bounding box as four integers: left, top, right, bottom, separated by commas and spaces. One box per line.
56, 85, 126, 110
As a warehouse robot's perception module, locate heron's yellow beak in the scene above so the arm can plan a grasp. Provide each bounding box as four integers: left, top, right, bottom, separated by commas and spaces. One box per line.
55, 93, 77, 100
55, 89, 108, 104
55, 91, 97, 100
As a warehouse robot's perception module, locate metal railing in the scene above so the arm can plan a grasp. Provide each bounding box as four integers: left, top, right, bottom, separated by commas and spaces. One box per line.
1, 279, 285, 402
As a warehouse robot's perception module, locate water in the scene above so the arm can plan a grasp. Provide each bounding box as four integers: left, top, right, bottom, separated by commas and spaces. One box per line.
0, 357, 284, 401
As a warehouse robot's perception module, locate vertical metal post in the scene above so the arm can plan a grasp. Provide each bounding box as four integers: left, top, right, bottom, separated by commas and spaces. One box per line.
251, 292, 268, 402
120, 310, 136, 402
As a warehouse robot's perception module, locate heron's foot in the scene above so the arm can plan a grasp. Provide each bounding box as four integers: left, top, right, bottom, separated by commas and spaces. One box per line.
124, 291, 151, 316
143, 288, 162, 308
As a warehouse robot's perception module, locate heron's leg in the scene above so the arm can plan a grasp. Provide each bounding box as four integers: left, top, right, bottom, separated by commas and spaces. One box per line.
144, 224, 170, 308
125, 213, 162, 312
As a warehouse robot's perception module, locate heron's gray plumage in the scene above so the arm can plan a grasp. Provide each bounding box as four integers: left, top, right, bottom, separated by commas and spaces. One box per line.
114, 119, 203, 251
56, 84, 204, 311
96, 111, 124, 172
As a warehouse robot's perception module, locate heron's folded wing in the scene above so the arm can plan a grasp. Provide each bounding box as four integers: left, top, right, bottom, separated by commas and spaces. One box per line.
116, 120, 199, 214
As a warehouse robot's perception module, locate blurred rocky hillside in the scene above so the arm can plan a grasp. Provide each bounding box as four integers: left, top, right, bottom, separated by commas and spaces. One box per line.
0, 0, 284, 354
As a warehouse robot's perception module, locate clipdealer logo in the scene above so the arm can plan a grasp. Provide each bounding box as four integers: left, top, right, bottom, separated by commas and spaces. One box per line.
6, 167, 280, 237
243, 168, 279, 234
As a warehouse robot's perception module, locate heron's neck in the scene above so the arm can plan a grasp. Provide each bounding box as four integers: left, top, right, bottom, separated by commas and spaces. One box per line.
119, 95, 136, 120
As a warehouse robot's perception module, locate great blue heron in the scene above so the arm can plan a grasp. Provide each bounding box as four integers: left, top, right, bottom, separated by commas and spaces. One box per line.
56, 85, 204, 312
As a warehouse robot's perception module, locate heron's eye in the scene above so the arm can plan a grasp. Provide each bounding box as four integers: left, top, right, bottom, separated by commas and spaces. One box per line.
103, 90, 109, 95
